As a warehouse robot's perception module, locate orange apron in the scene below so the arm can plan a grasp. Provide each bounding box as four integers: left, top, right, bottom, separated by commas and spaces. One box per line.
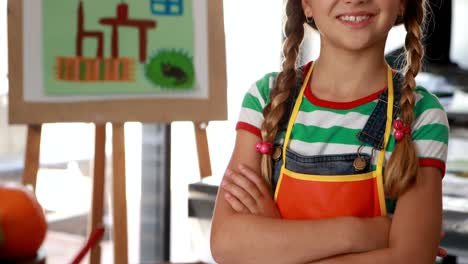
274, 62, 394, 220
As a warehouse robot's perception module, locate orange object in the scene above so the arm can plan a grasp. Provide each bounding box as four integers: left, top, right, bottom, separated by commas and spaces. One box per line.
0, 184, 47, 258
276, 174, 383, 220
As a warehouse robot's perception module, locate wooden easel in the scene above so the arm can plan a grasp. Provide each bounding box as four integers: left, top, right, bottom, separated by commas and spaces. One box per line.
9, 0, 225, 262
22, 123, 129, 264
22, 121, 212, 264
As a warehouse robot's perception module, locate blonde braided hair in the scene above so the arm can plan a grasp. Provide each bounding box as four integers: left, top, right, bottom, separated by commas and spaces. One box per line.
260, 0, 305, 190
385, 0, 427, 196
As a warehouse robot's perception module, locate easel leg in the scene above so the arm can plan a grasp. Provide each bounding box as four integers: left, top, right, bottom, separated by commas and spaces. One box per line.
194, 122, 212, 178
22, 124, 42, 192
89, 124, 106, 264
112, 123, 128, 264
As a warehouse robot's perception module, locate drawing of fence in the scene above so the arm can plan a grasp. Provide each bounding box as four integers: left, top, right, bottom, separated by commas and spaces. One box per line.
55, 57, 135, 82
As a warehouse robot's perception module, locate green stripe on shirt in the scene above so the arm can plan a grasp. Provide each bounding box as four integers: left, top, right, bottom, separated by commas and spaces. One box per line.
412, 124, 449, 145
300, 99, 378, 115
255, 72, 276, 105
291, 124, 363, 146
242, 93, 264, 112
414, 87, 445, 118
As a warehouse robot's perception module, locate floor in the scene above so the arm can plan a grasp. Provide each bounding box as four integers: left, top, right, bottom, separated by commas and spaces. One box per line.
42, 231, 113, 264
42, 231, 205, 264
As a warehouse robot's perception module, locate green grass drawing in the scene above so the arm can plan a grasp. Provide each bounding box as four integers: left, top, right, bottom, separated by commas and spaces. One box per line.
145, 49, 194, 90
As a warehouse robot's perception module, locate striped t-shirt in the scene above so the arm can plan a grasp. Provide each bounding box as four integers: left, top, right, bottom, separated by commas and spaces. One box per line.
236, 68, 449, 174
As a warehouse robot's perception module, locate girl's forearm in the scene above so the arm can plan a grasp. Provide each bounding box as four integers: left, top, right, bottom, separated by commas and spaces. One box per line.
310, 168, 444, 264
309, 248, 397, 264
309, 247, 432, 264
211, 214, 355, 264
309, 245, 437, 264
210, 215, 386, 264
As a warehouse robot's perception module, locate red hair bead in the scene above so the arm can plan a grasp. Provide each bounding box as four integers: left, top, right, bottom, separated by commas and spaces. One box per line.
394, 130, 404, 141
255, 142, 273, 155
393, 119, 411, 141
393, 120, 404, 130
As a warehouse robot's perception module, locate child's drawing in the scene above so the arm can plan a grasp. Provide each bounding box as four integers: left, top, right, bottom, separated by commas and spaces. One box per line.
43, 0, 195, 95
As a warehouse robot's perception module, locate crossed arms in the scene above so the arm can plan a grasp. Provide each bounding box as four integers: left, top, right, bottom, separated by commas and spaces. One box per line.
210, 130, 443, 264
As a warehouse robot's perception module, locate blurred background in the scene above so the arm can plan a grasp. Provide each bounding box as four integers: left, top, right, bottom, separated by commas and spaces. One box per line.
0, 0, 467, 263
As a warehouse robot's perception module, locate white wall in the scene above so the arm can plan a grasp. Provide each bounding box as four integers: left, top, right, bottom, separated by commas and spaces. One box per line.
0, 0, 6, 95
452, 0, 468, 68
170, 0, 283, 183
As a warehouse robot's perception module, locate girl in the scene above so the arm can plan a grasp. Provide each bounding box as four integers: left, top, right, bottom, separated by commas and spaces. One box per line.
211, 0, 449, 263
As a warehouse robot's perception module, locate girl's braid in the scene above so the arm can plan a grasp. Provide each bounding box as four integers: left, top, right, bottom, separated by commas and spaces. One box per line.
385, 0, 426, 196
260, 0, 305, 189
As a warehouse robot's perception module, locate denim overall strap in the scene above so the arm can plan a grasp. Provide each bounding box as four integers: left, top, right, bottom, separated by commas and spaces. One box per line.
278, 63, 315, 179
356, 72, 403, 150
278, 66, 306, 132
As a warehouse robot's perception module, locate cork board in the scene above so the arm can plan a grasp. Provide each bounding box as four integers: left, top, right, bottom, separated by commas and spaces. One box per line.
7, 0, 227, 124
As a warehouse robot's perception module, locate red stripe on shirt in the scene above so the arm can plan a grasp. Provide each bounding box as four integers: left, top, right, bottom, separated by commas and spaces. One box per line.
419, 158, 446, 177
301, 61, 387, 109
236, 122, 262, 138
304, 83, 386, 109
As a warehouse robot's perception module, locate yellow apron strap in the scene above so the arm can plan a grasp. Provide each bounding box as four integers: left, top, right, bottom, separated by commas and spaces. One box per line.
274, 62, 315, 200
375, 65, 395, 216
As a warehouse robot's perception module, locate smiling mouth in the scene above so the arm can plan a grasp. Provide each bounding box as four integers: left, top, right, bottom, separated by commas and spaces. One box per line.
338, 15, 371, 23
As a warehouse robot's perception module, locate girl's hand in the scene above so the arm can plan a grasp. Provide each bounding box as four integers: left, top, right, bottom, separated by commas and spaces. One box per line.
221, 165, 280, 218
438, 230, 448, 258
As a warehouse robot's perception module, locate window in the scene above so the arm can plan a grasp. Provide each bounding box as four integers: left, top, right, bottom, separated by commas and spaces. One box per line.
150, 0, 183, 16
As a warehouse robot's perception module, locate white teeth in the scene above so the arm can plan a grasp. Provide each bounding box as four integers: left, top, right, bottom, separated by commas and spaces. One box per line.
340, 15, 370, 22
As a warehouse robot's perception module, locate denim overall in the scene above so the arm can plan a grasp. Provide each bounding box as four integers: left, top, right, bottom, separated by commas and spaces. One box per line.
272, 62, 402, 220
